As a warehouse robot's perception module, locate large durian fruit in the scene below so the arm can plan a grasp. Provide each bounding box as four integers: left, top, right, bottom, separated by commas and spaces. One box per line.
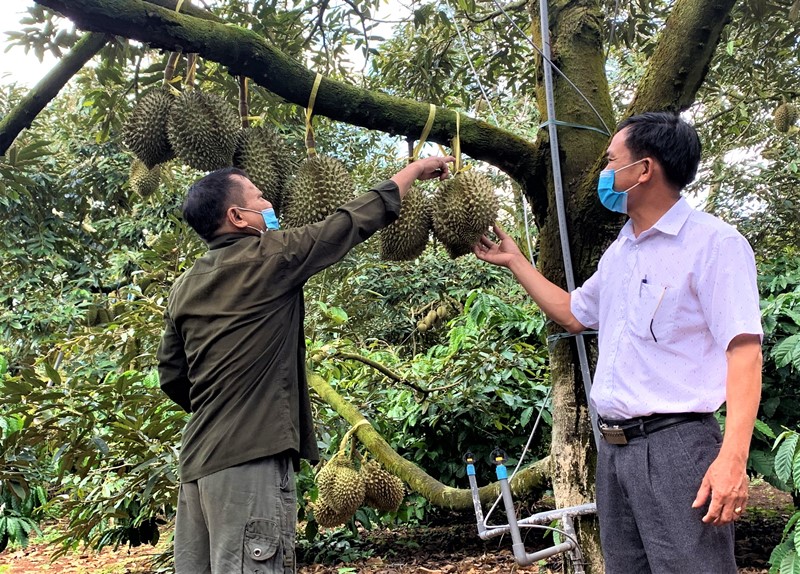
431, 170, 498, 258
233, 126, 292, 215
167, 90, 240, 171
380, 186, 432, 261
128, 159, 162, 198
122, 87, 176, 169
361, 460, 404, 512
774, 103, 798, 133
282, 154, 355, 228
315, 455, 365, 520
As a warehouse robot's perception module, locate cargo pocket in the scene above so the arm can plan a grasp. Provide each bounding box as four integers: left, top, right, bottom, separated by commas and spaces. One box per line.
243, 518, 280, 573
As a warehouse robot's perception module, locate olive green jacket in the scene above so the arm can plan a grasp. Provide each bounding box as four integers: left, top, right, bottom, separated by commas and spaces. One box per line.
157, 181, 400, 482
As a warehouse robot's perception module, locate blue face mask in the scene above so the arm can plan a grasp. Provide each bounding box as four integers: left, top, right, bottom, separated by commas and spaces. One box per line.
238, 207, 280, 233
597, 159, 646, 214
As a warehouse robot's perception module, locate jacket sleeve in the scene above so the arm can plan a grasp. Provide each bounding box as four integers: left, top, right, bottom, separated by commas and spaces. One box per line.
156, 309, 192, 413
264, 181, 401, 289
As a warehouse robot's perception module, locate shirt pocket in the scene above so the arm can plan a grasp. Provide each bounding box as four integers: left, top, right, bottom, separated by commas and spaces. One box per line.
630, 282, 678, 342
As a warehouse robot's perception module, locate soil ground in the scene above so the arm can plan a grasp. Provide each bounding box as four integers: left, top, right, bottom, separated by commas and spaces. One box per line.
0, 479, 793, 573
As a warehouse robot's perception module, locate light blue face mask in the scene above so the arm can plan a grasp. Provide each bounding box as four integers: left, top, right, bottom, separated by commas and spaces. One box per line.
238, 207, 280, 233
597, 159, 646, 214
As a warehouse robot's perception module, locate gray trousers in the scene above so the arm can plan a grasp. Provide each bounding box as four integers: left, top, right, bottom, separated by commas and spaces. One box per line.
596, 416, 736, 574
174, 455, 297, 574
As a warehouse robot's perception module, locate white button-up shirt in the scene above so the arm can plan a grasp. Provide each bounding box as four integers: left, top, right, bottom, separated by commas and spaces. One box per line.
570, 198, 763, 419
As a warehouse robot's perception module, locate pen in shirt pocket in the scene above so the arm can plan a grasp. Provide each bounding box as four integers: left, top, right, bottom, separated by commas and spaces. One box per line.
640, 275, 647, 296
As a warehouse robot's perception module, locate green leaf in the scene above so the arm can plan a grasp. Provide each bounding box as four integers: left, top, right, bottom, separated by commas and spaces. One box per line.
776, 433, 800, 484
755, 418, 777, 439
780, 549, 800, 574
772, 334, 800, 369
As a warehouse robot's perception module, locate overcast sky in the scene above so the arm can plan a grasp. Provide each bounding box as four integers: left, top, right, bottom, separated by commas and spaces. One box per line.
1, 0, 58, 87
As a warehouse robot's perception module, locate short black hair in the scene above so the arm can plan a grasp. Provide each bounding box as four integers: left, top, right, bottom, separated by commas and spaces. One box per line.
182, 167, 248, 241
616, 112, 701, 190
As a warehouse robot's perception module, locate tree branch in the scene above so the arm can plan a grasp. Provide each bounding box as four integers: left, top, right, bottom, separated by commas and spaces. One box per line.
307, 370, 550, 508
0, 32, 109, 156
32, 0, 545, 193
626, 0, 738, 115
335, 352, 460, 396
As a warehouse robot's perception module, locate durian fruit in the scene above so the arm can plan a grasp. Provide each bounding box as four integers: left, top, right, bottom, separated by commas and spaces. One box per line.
431, 170, 498, 259
122, 87, 176, 169
233, 126, 292, 215
315, 456, 365, 518
167, 90, 240, 171
129, 159, 162, 198
361, 460, 404, 513
311, 497, 350, 528
380, 186, 432, 261
774, 103, 798, 133
282, 155, 355, 228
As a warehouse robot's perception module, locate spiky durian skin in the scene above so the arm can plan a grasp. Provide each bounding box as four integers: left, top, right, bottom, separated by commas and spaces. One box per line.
312, 497, 350, 528
167, 90, 240, 172
282, 155, 355, 228
431, 170, 498, 259
128, 159, 162, 198
233, 126, 292, 215
774, 103, 798, 133
361, 461, 404, 513
123, 87, 176, 169
315, 458, 365, 517
380, 187, 432, 261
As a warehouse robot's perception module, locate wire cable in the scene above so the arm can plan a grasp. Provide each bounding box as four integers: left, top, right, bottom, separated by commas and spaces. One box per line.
488, 0, 611, 136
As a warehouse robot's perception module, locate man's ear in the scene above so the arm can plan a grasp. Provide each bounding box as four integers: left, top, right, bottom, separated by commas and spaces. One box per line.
639, 158, 654, 183
227, 206, 249, 230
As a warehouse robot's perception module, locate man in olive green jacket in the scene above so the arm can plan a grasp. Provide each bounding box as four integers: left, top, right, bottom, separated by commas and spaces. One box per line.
157, 155, 453, 574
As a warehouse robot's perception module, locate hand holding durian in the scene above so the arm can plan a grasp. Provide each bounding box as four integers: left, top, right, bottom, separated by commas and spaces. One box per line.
390, 155, 456, 198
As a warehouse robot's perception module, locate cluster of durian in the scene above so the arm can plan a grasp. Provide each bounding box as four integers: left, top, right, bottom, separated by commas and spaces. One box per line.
431, 170, 498, 258
380, 186, 432, 261
312, 454, 405, 528
774, 103, 798, 133
122, 85, 242, 195
282, 154, 355, 228
416, 304, 449, 333
85, 301, 127, 327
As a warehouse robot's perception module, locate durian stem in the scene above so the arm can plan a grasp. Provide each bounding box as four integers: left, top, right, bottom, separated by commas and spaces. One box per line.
185, 53, 198, 88
163, 51, 181, 85
238, 76, 249, 128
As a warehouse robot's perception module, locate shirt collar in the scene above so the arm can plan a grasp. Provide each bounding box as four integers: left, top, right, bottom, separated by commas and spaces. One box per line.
206, 232, 253, 250
619, 197, 692, 242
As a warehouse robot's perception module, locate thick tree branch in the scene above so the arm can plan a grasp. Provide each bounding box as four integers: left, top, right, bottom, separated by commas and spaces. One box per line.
307, 370, 549, 508
33, 0, 545, 193
0, 32, 108, 156
626, 0, 737, 115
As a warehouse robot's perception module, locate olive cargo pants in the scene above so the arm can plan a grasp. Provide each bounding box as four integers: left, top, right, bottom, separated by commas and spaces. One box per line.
174, 455, 297, 574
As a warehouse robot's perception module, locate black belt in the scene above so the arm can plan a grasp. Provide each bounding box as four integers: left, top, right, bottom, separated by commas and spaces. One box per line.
597, 412, 712, 445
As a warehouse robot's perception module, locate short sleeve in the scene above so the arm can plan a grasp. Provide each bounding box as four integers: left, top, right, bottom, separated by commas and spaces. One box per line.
696, 234, 763, 350
571, 270, 602, 330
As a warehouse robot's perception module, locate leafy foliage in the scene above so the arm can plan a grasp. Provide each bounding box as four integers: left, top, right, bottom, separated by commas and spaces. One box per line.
769, 428, 800, 574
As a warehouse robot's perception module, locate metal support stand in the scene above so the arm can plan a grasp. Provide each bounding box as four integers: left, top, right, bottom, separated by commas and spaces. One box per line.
466, 450, 595, 569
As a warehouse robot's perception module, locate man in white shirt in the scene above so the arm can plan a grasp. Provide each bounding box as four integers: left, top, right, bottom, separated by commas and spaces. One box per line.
473, 112, 762, 572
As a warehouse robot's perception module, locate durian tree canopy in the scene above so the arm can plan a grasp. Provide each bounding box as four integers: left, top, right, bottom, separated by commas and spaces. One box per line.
31, 0, 544, 197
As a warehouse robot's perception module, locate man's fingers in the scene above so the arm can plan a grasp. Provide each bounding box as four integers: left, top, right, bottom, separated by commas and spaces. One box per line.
692, 478, 711, 509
